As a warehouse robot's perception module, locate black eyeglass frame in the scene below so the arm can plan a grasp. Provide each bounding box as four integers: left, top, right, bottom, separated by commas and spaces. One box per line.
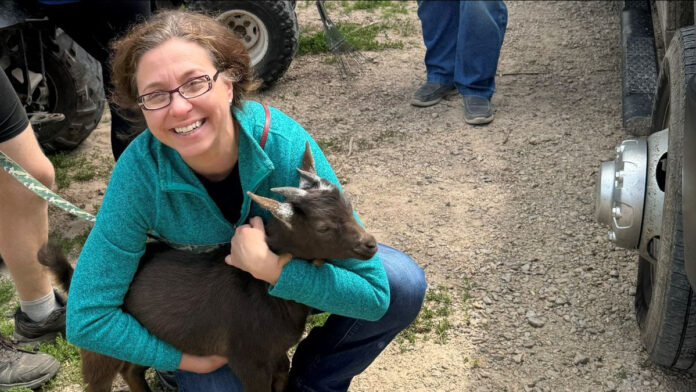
137, 70, 222, 110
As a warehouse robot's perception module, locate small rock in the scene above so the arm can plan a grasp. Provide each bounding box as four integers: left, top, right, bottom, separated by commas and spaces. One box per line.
527, 317, 545, 328
513, 353, 524, 364
573, 353, 590, 365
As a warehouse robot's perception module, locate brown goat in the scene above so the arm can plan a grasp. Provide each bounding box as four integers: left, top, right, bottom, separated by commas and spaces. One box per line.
39, 142, 378, 392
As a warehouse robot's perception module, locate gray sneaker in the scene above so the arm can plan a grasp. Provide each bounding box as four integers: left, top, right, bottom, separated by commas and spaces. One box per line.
462, 95, 494, 125
411, 82, 456, 107
13, 291, 66, 345
0, 336, 60, 390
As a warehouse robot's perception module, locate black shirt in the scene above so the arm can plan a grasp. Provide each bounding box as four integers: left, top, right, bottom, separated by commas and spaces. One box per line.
195, 164, 244, 225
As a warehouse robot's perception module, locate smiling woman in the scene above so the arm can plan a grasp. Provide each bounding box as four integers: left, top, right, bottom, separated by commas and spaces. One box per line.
135, 39, 238, 177
64, 9, 426, 392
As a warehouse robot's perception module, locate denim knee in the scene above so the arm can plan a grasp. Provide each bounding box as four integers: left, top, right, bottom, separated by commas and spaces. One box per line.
378, 244, 427, 329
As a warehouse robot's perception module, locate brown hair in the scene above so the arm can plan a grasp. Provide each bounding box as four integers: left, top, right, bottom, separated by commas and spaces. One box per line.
110, 10, 259, 119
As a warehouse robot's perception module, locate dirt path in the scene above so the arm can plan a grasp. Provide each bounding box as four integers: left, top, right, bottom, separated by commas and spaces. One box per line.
54, 1, 696, 391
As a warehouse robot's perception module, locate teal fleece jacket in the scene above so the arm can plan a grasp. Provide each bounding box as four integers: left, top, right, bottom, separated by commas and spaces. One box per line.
66, 101, 390, 371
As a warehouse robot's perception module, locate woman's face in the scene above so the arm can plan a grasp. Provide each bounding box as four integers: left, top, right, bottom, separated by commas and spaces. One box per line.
136, 38, 234, 161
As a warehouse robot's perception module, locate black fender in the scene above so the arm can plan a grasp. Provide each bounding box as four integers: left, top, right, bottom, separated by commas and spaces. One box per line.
684, 75, 696, 287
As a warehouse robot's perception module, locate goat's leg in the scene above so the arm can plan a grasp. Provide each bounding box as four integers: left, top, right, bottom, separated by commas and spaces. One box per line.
227, 357, 274, 392
271, 354, 290, 392
120, 363, 152, 392
81, 349, 122, 392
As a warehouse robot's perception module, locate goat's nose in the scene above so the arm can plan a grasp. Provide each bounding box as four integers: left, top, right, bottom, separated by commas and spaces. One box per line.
363, 234, 377, 251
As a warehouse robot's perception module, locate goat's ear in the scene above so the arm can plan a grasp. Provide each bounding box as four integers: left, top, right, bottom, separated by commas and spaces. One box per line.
246, 192, 293, 227
297, 168, 321, 190
271, 187, 308, 201
301, 141, 316, 174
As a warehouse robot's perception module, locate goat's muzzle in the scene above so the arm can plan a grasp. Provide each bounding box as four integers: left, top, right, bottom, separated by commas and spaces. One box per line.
353, 233, 378, 260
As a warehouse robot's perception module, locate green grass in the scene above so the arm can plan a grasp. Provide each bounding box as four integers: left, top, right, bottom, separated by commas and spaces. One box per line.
396, 285, 457, 352
298, 22, 404, 56
0, 277, 16, 338
37, 337, 85, 389
339, 0, 408, 14
48, 152, 112, 189
306, 312, 330, 329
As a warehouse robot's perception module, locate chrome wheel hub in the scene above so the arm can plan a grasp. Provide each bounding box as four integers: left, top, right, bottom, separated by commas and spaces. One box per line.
217, 10, 269, 67
596, 129, 668, 260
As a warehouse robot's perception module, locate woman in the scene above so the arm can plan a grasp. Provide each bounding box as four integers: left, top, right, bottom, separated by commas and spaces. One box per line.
66, 10, 427, 392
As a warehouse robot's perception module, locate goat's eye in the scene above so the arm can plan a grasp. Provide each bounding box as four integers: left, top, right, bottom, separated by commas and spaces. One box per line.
316, 225, 331, 234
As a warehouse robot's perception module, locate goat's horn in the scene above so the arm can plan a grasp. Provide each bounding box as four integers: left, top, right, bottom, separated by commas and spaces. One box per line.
246, 191, 294, 223
271, 187, 307, 200
301, 141, 316, 174
297, 168, 321, 189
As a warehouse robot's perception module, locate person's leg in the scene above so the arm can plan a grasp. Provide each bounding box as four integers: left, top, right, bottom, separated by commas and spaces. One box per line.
454, 0, 508, 99
0, 126, 54, 305
0, 124, 67, 344
411, 0, 459, 107
286, 244, 427, 392
174, 365, 244, 392
0, 126, 61, 389
418, 0, 459, 85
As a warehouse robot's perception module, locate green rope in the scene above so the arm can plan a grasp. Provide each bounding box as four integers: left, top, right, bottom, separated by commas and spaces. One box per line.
0, 150, 96, 222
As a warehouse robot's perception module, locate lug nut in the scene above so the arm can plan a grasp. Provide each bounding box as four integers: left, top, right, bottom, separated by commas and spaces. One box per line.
612, 206, 621, 218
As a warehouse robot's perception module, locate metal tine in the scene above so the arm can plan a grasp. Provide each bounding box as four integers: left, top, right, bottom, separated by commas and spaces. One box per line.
315, 0, 365, 78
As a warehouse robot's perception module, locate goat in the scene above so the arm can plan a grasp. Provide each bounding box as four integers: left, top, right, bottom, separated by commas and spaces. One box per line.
39, 142, 378, 392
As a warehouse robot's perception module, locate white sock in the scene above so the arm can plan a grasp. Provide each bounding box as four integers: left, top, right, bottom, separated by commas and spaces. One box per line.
19, 290, 60, 322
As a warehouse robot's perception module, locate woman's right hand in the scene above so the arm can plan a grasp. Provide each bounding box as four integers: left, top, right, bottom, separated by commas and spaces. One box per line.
178, 353, 228, 373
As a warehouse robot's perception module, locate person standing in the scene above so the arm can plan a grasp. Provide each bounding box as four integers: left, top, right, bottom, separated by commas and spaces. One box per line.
411, 0, 508, 125
0, 68, 62, 392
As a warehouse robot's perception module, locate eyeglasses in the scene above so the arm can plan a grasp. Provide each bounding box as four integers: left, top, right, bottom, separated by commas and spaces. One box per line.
137, 70, 221, 110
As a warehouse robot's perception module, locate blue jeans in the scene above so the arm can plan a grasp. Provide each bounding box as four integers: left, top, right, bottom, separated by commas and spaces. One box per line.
417, 0, 508, 99
174, 244, 427, 392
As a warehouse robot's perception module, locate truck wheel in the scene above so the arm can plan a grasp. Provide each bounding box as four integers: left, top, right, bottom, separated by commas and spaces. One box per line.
188, 0, 298, 89
33, 29, 105, 153
635, 26, 696, 372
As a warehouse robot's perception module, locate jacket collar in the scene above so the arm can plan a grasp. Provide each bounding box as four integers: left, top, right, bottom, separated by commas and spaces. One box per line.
154, 100, 275, 200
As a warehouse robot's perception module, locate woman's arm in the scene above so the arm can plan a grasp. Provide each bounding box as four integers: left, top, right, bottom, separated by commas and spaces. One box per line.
65, 153, 185, 370
261, 125, 391, 321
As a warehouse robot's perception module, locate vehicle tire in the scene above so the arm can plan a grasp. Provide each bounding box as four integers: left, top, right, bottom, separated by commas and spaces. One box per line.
33, 29, 105, 153
634, 26, 696, 372
188, 0, 298, 89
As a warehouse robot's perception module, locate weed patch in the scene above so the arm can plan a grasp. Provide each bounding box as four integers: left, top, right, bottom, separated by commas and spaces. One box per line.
49, 152, 112, 189
0, 277, 16, 337
396, 285, 457, 352
298, 22, 403, 56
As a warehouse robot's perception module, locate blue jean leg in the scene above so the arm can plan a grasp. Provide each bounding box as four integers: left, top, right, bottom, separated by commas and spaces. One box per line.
173, 244, 426, 392
455, 1, 507, 98
417, 0, 459, 85
175, 365, 244, 392
418, 0, 508, 98
286, 244, 427, 392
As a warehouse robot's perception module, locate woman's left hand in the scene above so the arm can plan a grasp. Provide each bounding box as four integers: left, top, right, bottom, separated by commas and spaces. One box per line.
225, 217, 290, 284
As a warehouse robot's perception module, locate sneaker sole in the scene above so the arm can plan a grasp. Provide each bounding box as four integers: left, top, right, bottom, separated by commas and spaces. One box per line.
0, 360, 60, 390
464, 115, 494, 125
410, 89, 458, 107
12, 331, 60, 347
